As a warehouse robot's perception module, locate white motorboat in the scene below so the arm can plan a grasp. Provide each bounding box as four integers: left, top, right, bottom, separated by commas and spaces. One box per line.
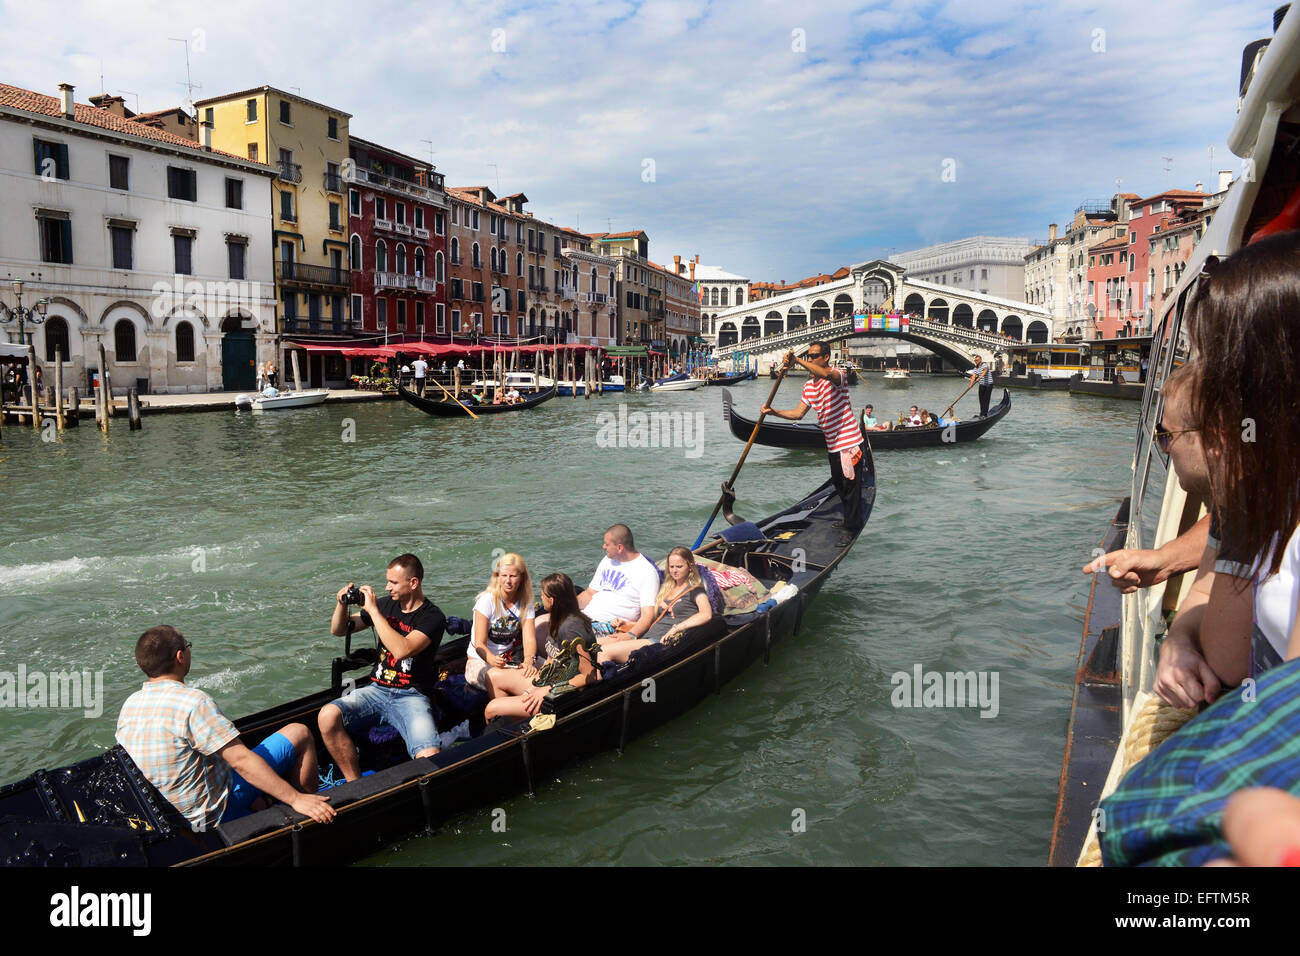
882, 368, 911, 385
649, 372, 701, 392
235, 388, 330, 411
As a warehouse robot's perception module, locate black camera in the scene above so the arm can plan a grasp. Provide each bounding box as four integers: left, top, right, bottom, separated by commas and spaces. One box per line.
341, 585, 365, 606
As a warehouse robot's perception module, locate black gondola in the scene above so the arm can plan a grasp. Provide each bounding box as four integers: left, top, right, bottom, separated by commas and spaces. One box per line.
0, 465, 873, 867
396, 383, 557, 416
699, 369, 755, 387
722, 388, 1011, 450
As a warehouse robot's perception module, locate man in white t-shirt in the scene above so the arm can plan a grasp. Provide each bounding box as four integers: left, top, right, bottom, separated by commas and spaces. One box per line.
580, 524, 660, 647
412, 357, 429, 396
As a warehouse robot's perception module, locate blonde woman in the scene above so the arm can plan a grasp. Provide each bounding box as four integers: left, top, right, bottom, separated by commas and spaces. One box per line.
464, 553, 537, 692
598, 547, 718, 666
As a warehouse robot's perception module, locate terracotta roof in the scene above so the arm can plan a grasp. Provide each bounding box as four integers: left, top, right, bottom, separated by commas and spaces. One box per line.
590, 230, 647, 241
193, 85, 352, 118
1089, 236, 1128, 251
0, 81, 256, 164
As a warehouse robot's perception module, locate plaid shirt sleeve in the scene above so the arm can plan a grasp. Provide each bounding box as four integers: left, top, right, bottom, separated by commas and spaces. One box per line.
185, 691, 239, 756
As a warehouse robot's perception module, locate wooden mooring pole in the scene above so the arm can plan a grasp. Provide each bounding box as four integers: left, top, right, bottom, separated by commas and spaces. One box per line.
54, 348, 64, 431
127, 388, 142, 430
27, 344, 38, 431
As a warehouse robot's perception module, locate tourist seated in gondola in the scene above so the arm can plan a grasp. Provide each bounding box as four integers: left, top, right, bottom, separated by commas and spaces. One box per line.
465, 552, 538, 693
116, 625, 336, 829
906, 405, 923, 426
484, 573, 599, 720
535, 524, 659, 648
505, 386, 522, 404
919, 409, 938, 427
861, 404, 893, 431
598, 547, 721, 666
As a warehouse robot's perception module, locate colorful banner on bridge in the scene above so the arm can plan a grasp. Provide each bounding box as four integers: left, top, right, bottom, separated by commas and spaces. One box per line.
853, 312, 867, 331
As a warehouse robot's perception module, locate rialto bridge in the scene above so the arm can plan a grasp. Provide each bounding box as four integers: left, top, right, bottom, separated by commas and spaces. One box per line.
708, 259, 1052, 370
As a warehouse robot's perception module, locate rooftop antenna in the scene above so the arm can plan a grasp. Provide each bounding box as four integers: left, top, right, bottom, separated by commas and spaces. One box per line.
1208, 145, 1215, 185
487, 162, 500, 193
1162, 156, 1174, 187
168, 37, 201, 115
118, 90, 140, 114
99, 59, 105, 95
419, 139, 435, 169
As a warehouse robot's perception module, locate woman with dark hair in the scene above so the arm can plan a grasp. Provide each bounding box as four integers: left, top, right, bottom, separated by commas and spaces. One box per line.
1184, 231, 1300, 676
484, 573, 598, 720
598, 547, 719, 666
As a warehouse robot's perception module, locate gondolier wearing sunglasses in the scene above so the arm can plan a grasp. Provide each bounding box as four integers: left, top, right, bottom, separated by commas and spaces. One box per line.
761, 342, 866, 537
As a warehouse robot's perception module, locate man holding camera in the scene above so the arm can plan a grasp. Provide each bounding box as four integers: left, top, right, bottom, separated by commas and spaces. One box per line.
318, 554, 447, 782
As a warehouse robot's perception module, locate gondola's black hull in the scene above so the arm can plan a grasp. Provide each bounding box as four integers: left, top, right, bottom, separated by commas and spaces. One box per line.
722, 388, 1011, 450
0, 463, 873, 867
396, 383, 557, 416
700, 371, 754, 386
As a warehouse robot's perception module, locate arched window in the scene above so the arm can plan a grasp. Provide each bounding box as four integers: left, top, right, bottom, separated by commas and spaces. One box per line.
736, 287, 744, 303
376, 240, 388, 273
490, 247, 498, 272
720, 288, 729, 307
711, 288, 719, 306
395, 244, 406, 275
175, 321, 195, 362
451, 237, 460, 263
591, 267, 597, 292
350, 234, 362, 270
415, 248, 425, 277
44, 316, 69, 363
114, 319, 137, 362
516, 252, 523, 276
436, 251, 445, 282
472, 242, 481, 268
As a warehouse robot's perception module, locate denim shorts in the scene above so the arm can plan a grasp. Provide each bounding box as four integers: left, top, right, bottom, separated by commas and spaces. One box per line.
328, 682, 440, 758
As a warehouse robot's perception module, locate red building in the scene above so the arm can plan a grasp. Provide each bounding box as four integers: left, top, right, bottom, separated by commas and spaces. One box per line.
346, 137, 447, 340
444, 186, 528, 340
1124, 188, 1207, 332
1084, 236, 1130, 338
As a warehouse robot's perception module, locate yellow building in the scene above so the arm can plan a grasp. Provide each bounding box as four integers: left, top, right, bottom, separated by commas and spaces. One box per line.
195, 86, 351, 340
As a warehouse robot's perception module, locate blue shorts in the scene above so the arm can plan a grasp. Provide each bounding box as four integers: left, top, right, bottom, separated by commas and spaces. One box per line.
327, 683, 439, 759
222, 731, 297, 822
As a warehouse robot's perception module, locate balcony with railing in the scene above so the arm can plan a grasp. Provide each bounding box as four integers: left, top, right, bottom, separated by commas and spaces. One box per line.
584, 291, 610, 305
395, 222, 412, 236
414, 226, 430, 239
374, 272, 440, 293
344, 165, 444, 203
560, 286, 576, 300
277, 162, 302, 184
375, 217, 393, 233
275, 260, 348, 288
283, 315, 353, 334
323, 171, 343, 192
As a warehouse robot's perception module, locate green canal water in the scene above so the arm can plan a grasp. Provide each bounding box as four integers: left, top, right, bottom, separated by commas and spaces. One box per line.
0, 377, 1138, 865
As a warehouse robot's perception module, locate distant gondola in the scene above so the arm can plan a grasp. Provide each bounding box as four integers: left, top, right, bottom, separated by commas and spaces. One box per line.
396, 383, 557, 416
0, 462, 873, 866
722, 387, 1011, 450
699, 369, 754, 387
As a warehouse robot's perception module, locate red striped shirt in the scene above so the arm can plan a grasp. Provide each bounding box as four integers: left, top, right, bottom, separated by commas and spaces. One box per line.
801, 370, 863, 452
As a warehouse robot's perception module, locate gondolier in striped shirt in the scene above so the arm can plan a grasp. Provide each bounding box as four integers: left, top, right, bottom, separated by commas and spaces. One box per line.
761, 342, 866, 534
969, 354, 994, 417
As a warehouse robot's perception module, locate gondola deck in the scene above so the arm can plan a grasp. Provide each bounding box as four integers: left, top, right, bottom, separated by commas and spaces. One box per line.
0, 461, 874, 867
722, 388, 1011, 450
396, 383, 558, 416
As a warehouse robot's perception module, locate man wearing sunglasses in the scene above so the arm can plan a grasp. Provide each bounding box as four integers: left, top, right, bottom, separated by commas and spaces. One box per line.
761, 342, 865, 537
116, 625, 335, 832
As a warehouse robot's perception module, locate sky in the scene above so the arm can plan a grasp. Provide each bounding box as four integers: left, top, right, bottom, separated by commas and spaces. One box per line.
0, 0, 1275, 282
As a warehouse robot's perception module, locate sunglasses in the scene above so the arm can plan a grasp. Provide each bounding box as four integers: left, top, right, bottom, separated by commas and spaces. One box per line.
1153, 419, 1200, 454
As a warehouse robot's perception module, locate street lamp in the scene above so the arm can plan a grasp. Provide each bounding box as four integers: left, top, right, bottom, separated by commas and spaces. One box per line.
1, 279, 50, 345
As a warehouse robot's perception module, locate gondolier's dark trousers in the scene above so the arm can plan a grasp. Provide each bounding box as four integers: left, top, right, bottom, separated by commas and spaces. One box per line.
828, 443, 865, 531
978, 384, 993, 417
415, 377, 426, 397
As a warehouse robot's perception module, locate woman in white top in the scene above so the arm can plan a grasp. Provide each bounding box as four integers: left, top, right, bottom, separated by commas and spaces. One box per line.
464, 552, 537, 692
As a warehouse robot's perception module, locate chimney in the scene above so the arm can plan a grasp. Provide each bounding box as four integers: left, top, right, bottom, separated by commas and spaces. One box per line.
689, 259, 695, 280
1048, 223, 1058, 242
200, 120, 213, 151
674, 254, 681, 274
1195, 180, 1204, 193
1218, 169, 1233, 192
58, 83, 74, 120
694, 254, 700, 265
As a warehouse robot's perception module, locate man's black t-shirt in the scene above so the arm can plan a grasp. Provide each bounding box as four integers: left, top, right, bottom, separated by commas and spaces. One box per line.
371, 595, 446, 698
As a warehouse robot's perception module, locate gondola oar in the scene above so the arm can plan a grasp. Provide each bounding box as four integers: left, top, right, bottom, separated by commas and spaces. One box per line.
692, 363, 790, 549
943, 379, 977, 418
430, 376, 480, 420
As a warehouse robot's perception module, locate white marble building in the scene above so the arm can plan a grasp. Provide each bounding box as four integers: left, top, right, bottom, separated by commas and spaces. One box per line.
0, 81, 276, 394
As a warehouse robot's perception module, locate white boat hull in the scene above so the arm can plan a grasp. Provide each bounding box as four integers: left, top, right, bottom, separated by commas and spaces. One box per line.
245, 389, 330, 411
649, 380, 702, 392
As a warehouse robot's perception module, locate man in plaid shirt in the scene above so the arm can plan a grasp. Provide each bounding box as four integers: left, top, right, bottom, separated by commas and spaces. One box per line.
116, 625, 335, 831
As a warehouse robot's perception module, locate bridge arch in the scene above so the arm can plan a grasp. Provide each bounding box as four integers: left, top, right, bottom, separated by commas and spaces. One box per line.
903, 292, 926, 316
810, 299, 830, 324
718, 321, 737, 347
976, 308, 998, 333
1001, 315, 1023, 340
927, 297, 949, 323
787, 304, 807, 330
833, 293, 854, 318
741, 316, 760, 341
1027, 319, 1049, 343
764, 310, 783, 337
953, 303, 973, 328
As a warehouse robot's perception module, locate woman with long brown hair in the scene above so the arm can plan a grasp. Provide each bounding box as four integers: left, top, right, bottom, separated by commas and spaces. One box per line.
484, 573, 599, 720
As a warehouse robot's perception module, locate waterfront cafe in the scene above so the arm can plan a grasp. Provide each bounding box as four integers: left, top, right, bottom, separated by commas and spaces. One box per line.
1001, 335, 1152, 384
281, 340, 669, 390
